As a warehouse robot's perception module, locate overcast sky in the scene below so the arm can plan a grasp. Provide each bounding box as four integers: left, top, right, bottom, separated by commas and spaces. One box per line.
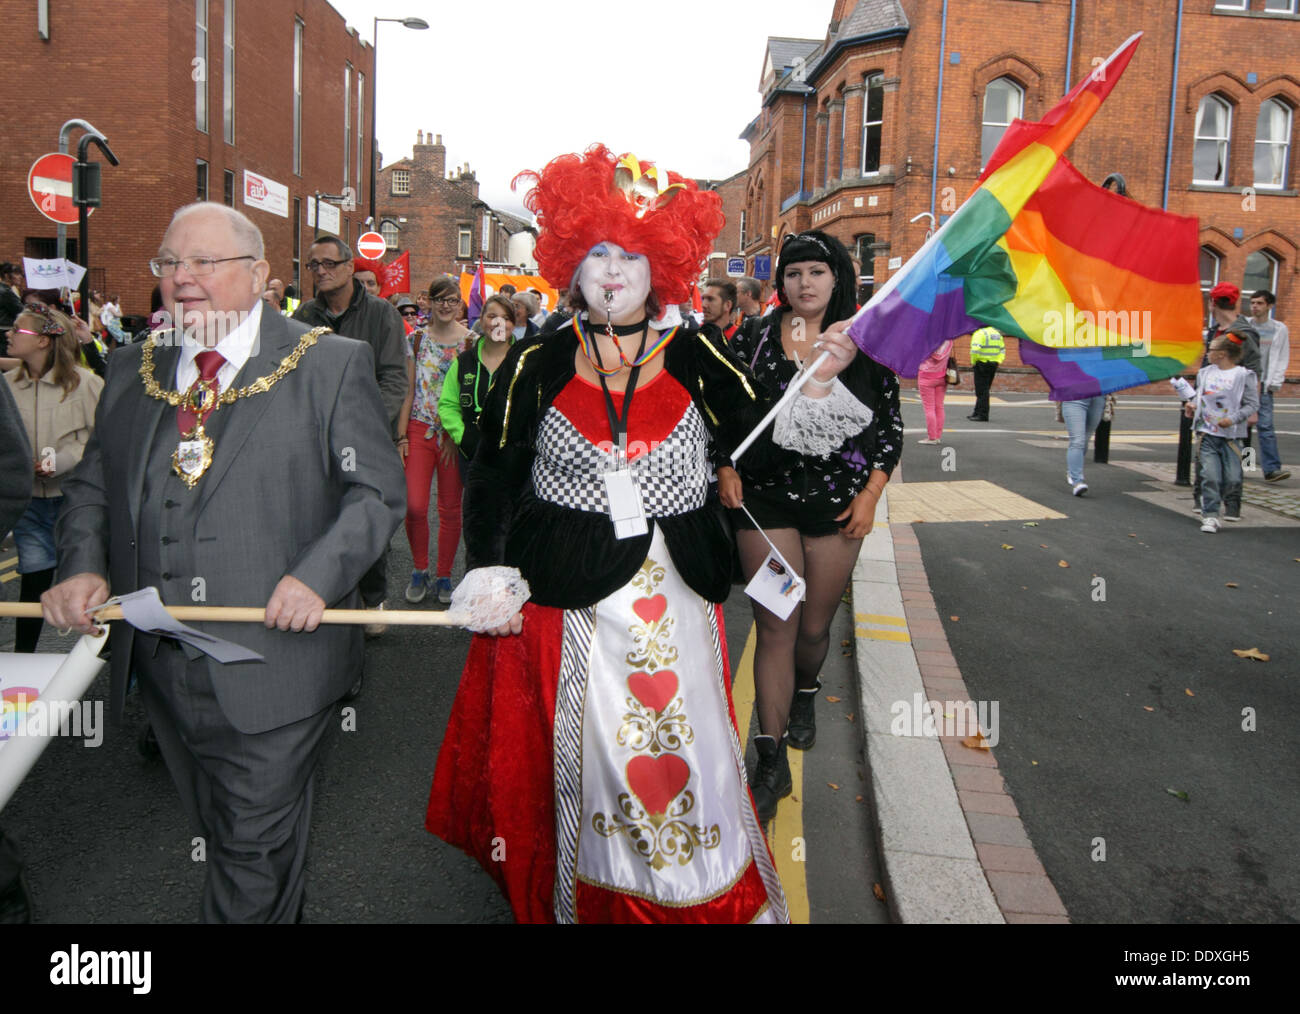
326, 0, 833, 217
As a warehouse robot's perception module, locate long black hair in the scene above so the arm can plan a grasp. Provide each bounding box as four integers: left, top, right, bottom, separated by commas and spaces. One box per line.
774, 229, 857, 325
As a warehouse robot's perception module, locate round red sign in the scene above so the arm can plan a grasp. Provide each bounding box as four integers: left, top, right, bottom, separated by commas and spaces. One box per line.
28, 152, 89, 225
356, 231, 387, 260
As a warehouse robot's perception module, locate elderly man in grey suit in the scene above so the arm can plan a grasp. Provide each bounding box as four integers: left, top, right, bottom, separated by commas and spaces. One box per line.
42, 203, 406, 923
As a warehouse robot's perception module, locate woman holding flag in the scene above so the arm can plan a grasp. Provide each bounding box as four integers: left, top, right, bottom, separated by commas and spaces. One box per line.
722, 230, 902, 821
425, 145, 869, 923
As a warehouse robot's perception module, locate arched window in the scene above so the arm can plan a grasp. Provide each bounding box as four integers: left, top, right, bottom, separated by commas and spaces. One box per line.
1254, 98, 1292, 189
1199, 245, 1222, 325
862, 74, 885, 175
1194, 95, 1232, 185
981, 77, 1023, 167
380, 220, 399, 250
1243, 250, 1279, 297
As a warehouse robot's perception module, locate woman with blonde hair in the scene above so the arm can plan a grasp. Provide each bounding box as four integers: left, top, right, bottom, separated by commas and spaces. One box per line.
3, 304, 104, 650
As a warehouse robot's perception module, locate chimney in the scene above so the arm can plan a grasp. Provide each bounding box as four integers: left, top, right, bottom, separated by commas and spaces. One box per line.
413, 130, 446, 178
417, 129, 423, 145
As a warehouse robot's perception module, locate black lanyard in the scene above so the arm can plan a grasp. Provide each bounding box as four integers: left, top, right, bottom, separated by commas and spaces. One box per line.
593, 327, 648, 466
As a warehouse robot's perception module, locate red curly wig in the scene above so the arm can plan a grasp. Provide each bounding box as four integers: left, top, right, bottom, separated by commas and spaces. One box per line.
513, 144, 724, 307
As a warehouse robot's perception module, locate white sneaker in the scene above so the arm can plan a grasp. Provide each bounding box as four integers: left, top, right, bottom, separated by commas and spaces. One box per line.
1071, 481, 1088, 496
364, 601, 388, 638
1200, 516, 1220, 533
917, 437, 940, 445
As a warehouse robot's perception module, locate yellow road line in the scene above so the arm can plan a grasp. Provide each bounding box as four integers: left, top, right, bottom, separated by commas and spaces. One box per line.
0, 556, 17, 572
0, 572, 17, 583
855, 627, 912, 642
854, 613, 908, 627
731, 621, 810, 924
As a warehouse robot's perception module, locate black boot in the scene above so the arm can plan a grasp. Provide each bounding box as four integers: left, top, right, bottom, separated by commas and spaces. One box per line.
787, 680, 820, 751
750, 735, 792, 822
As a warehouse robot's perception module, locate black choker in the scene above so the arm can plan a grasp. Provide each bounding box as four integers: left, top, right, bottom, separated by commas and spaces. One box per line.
589, 318, 648, 336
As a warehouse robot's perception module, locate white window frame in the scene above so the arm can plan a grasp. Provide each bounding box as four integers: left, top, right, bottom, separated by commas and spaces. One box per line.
196, 159, 209, 201
195, 0, 208, 133
1243, 250, 1280, 298
861, 74, 884, 176
381, 221, 399, 250
392, 169, 411, 195
1214, 0, 1248, 9
1263, 0, 1297, 11
357, 72, 365, 199
981, 77, 1024, 169
1254, 97, 1292, 189
1193, 94, 1232, 186
457, 226, 472, 259
292, 18, 303, 176
343, 64, 352, 191
1200, 245, 1222, 326
222, 0, 234, 144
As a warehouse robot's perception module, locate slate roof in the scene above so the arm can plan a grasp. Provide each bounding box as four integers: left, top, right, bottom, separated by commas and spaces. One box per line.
767, 37, 821, 77
836, 0, 909, 39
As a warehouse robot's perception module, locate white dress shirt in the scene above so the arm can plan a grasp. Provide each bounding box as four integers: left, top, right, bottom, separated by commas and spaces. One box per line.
174, 300, 264, 394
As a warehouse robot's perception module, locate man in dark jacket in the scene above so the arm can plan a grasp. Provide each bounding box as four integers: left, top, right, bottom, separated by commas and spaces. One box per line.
0, 377, 33, 921
0, 263, 26, 356
294, 238, 409, 634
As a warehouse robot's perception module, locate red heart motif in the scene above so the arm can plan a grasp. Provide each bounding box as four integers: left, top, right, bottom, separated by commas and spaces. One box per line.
626, 754, 691, 817
632, 594, 667, 626
627, 670, 678, 714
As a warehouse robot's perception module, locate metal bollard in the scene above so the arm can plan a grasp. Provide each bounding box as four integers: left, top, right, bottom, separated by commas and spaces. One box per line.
1175, 409, 1193, 486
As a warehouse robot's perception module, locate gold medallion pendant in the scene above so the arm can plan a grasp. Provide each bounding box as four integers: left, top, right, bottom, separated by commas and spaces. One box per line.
172, 424, 215, 488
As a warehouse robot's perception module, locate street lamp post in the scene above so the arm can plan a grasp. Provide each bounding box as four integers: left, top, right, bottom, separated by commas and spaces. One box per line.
369, 16, 429, 224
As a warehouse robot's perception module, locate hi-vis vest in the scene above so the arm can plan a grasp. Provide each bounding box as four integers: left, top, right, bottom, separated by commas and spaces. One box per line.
970, 326, 1006, 364
281, 296, 301, 317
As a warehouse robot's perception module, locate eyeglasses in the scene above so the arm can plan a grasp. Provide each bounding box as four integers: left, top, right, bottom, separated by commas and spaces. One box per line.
9, 328, 44, 338
306, 258, 349, 273
150, 255, 256, 278
431, 296, 459, 307
400, 308, 419, 317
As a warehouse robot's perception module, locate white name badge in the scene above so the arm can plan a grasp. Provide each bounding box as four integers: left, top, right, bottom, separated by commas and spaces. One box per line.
744, 550, 806, 620
603, 468, 649, 540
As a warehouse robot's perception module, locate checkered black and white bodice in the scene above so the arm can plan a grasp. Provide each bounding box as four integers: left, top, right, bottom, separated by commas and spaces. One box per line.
530, 372, 711, 518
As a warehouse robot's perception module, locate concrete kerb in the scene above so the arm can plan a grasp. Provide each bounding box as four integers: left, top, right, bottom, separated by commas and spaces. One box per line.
849, 486, 1066, 923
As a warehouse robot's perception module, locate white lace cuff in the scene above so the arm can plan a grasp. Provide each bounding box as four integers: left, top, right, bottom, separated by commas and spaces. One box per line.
772, 378, 875, 458
449, 566, 531, 632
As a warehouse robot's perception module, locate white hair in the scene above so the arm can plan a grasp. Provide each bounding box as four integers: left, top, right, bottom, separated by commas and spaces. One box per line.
165, 201, 265, 259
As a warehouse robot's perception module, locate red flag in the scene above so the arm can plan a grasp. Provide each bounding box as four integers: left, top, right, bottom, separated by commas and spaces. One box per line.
379, 251, 410, 299
690, 282, 702, 314
467, 256, 486, 326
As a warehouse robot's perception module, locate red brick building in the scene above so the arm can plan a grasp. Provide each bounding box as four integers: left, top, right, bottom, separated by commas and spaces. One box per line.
699, 170, 749, 289
739, 0, 1300, 389
375, 132, 537, 295
0, 0, 372, 318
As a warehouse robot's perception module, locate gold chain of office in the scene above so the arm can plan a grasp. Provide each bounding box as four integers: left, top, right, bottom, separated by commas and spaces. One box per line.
137, 326, 331, 408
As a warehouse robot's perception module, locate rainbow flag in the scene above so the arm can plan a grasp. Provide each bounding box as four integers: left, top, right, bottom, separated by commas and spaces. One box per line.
1, 687, 38, 740
848, 33, 1202, 400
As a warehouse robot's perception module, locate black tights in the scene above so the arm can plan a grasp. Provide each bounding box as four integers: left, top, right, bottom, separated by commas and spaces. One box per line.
737, 528, 862, 739
16, 568, 55, 653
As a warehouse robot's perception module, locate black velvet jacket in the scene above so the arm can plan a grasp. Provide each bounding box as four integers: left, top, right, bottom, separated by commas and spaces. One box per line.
464, 323, 796, 608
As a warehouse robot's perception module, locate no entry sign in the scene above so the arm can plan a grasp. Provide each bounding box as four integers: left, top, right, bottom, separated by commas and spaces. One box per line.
356, 231, 387, 260
29, 152, 88, 225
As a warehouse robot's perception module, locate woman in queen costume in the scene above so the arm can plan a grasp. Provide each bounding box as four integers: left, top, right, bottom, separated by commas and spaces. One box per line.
425, 145, 875, 923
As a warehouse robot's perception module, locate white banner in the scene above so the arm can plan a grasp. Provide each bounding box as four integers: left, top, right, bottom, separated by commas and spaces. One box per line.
243, 169, 289, 219
22, 257, 87, 291
307, 198, 340, 236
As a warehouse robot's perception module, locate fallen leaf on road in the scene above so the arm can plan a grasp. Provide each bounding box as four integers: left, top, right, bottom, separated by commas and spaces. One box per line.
1129, 533, 1137, 538
855, 795, 864, 803
827, 782, 840, 791
1166, 788, 1190, 802
1058, 560, 1070, 568
1232, 648, 1270, 662
1185, 688, 1195, 697
1040, 544, 1049, 549
1143, 706, 1155, 712
825, 695, 842, 703
1225, 582, 1238, 588
1023, 522, 1038, 527
1031, 760, 1039, 766
872, 883, 886, 902
962, 733, 991, 751
1002, 544, 1015, 550
950, 615, 960, 621
846, 713, 855, 722
840, 640, 851, 647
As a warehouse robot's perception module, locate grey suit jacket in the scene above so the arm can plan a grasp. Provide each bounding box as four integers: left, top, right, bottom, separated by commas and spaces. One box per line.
55, 310, 406, 734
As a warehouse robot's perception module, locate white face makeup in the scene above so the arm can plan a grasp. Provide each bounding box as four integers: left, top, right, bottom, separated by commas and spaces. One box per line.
577, 241, 652, 324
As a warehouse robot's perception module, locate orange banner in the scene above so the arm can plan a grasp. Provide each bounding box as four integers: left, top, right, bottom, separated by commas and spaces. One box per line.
458, 273, 560, 314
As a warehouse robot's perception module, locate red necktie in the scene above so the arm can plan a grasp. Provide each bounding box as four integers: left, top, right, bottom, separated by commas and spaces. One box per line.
177, 350, 226, 435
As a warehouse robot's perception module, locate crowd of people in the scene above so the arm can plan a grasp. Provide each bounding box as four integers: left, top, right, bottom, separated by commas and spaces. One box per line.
1, 141, 1292, 924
